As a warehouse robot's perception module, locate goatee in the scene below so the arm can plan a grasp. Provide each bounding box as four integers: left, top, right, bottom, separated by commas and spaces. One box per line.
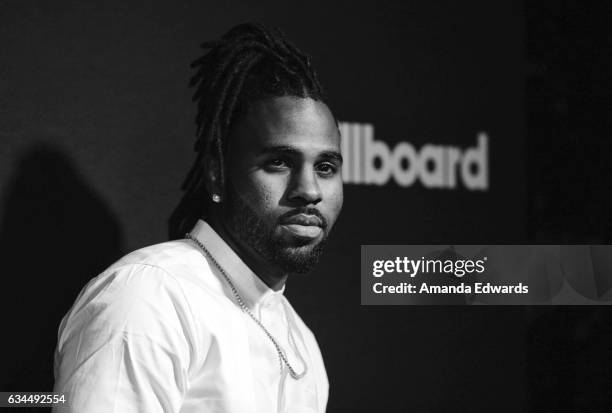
224, 189, 327, 274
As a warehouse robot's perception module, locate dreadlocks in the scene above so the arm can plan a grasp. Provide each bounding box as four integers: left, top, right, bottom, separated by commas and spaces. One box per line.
169, 23, 327, 238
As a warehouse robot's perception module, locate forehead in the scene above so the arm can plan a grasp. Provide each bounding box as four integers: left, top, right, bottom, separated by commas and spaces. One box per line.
229, 96, 340, 156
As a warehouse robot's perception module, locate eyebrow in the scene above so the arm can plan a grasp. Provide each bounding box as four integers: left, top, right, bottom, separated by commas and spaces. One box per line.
260, 145, 343, 164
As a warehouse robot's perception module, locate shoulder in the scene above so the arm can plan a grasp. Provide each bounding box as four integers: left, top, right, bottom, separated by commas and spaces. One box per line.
56, 240, 220, 371
98, 238, 225, 297
65, 239, 231, 327
61, 236, 235, 327
58, 239, 225, 341
54, 242, 214, 401
59, 242, 199, 340
66, 240, 201, 310
111, 239, 205, 277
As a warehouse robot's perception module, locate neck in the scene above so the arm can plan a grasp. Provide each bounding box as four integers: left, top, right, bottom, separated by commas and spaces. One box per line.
207, 212, 288, 291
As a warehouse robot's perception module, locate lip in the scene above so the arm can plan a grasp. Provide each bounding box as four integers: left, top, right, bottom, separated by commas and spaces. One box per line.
279, 213, 323, 227
279, 224, 323, 240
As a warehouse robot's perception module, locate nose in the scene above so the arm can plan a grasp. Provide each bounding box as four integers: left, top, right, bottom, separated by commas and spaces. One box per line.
287, 165, 322, 205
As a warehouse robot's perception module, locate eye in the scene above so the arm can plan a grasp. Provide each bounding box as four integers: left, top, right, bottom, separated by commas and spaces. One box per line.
264, 158, 290, 171
316, 162, 338, 177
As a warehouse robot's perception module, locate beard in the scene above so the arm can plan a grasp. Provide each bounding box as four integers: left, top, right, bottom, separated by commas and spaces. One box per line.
223, 188, 328, 274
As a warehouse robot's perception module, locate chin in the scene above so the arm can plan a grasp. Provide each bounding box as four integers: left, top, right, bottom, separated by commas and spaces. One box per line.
271, 239, 327, 275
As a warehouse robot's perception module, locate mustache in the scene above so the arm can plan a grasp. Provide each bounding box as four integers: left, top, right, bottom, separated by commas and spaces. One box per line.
278, 207, 328, 230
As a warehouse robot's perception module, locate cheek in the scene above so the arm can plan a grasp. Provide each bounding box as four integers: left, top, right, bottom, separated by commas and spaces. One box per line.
322, 181, 344, 224
235, 172, 285, 216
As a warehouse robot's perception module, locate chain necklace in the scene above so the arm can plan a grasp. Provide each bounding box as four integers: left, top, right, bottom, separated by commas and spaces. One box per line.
186, 233, 308, 380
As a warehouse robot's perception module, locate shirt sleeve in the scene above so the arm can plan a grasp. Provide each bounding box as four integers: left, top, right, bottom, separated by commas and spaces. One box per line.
53, 263, 198, 413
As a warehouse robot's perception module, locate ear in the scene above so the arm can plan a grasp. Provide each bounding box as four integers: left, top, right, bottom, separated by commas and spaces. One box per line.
204, 154, 223, 203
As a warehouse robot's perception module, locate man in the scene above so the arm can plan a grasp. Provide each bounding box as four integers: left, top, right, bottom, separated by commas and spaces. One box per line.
53, 23, 343, 412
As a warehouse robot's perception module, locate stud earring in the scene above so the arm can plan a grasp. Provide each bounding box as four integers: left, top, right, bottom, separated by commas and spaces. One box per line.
212, 193, 221, 203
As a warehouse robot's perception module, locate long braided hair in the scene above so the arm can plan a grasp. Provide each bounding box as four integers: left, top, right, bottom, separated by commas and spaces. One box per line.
169, 23, 327, 238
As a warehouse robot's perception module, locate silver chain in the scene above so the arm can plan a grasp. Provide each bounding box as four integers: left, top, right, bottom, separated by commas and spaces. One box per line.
186, 233, 308, 380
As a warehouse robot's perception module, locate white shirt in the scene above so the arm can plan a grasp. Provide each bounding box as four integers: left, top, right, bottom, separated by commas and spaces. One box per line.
53, 220, 329, 413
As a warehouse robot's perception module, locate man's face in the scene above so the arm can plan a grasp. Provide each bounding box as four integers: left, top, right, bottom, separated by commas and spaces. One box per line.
222, 96, 343, 274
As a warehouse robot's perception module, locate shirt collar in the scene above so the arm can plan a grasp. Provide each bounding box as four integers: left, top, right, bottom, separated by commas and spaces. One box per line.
189, 219, 285, 310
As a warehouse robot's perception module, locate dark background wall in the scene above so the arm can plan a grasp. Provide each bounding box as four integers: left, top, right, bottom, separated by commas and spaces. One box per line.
0, 1, 610, 412
524, 2, 612, 411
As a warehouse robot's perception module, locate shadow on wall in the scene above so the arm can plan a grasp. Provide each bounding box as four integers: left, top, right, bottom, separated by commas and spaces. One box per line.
0, 142, 124, 393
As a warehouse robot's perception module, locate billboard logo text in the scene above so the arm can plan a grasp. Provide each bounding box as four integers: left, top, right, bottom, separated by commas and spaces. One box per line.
339, 122, 488, 190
